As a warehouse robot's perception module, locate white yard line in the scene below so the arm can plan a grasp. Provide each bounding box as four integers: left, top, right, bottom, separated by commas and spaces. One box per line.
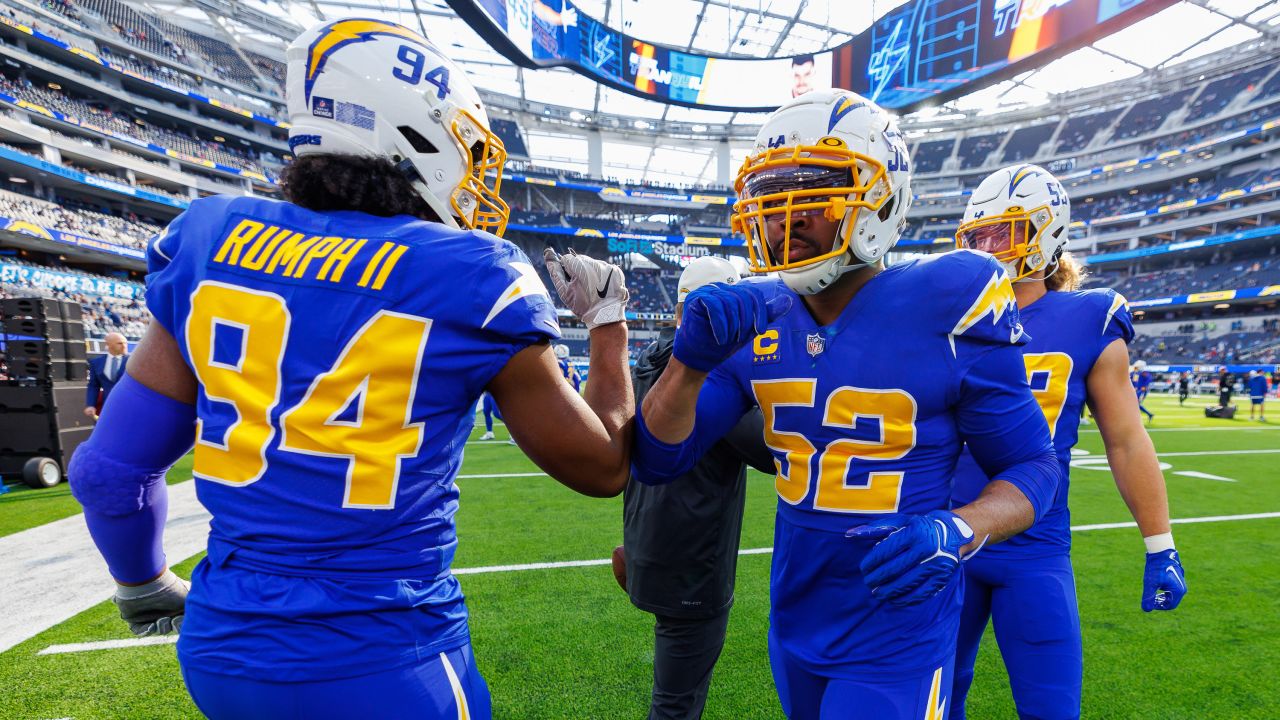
31, 510, 1280, 657
1080, 425, 1280, 433
0, 480, 210, 655
38, 636, 178, 655
1156, 449, 1280, 458
1173, 471, 1237, 483
456, 472, 548, 479
447, 511, 1280, 576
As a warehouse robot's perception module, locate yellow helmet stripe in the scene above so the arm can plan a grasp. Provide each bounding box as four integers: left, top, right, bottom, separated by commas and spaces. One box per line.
305, 18, 429, 102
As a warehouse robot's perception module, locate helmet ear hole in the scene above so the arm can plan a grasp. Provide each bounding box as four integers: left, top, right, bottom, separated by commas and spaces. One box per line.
398, 125, 439, 154
877, 194, 896, 222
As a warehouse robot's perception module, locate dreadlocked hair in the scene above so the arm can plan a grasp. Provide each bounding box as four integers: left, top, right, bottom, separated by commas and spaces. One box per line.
1044, 250, 1087, 292
280, 154, 443, 222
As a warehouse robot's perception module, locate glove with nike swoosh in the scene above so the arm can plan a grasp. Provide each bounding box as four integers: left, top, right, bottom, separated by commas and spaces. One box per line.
1141, 548, 1187, 612
544, 248, 629, 329
847, 510, 976, 607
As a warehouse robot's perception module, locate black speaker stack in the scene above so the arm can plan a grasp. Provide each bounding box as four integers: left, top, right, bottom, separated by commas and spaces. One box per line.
1, 298, 94, 487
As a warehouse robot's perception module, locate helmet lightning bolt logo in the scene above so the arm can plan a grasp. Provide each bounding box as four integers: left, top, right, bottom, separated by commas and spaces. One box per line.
828, 95, 865, 132
949, 267, 1022, 356
1007, 164, 1041, 198
305, 18, 432, 103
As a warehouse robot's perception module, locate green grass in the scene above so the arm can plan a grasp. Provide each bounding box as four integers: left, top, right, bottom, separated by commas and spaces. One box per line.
0, 456, 195, 539
2, 395, 1278, 719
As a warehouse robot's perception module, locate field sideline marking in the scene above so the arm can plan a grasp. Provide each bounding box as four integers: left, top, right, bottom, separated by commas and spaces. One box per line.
1079, 425, 1280, 434
38, 636, 177, 656
453, 511, 1280, 575
34, 511, 1280, 657
455, 447, 1280, 481
1156, 449, 1280, 458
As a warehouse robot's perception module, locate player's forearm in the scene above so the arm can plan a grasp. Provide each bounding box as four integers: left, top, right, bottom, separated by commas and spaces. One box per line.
580, 321, 634, 490
639, 358, 707, 444
953, 479, 1036, 552
1104, 431, 1172, 538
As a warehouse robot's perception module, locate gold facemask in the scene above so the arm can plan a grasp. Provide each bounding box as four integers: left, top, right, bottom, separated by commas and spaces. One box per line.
954, 205, 1054, 280
731, 138, 892, 273
449, 108, 509, 236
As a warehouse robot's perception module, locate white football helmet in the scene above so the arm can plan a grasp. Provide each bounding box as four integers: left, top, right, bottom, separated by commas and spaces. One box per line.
676, 256, 739, 304
554, 344, 570, 360
956, 164, 1070, 282
286, 19, 508, 234
1133, 360, 1147, 372
732, 89, 912, 295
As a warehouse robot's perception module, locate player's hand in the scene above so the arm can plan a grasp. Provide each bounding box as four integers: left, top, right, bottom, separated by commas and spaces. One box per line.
673, 282, 792, 372
847, 510, 975, 607
113, 569, 188, 637
1141, 549, 1186, 612
543, 248, 629, 329
83, 406, 97, 419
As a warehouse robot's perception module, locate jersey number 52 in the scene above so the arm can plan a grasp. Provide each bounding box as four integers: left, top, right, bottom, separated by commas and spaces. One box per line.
753, 379, 917, 514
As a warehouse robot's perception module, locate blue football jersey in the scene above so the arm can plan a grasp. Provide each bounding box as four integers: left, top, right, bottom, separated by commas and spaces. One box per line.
144, 195, 559, 679
953, 288, 1134, 557
646, 249, 1057, 676
1136, 370, 1152, 391
1250, 374, 1269, 398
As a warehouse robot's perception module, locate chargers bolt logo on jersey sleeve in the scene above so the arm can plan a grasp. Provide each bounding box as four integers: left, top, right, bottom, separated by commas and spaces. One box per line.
948, 266, 1022, 355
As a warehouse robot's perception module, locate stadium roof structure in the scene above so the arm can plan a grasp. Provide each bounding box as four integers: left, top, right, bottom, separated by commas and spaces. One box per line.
143, 0, 1280, 185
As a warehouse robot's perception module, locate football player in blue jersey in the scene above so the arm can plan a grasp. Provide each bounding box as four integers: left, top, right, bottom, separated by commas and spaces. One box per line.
1132, 360, 1155, 423
478, 391, 500, 440
556, 343, 582, 392
630, 89, 1061, 719
1248, 370, 1269, 420
949, 164, 1187, 720
66, 19, 635, 720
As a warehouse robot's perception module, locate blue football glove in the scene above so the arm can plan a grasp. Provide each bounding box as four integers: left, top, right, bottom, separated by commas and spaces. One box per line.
1141, 549, 1187, 612
847, 510, 976, 607
673, 282, 792, 372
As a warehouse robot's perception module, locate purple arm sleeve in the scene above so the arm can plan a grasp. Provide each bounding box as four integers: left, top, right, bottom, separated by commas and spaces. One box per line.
68, 374, 196, 583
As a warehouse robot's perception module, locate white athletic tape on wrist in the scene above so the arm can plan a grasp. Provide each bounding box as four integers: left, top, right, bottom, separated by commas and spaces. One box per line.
1143, 532, 1176, 554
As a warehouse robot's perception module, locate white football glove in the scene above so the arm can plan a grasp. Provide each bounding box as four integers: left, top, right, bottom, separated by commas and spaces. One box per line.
543, 248, 629, 329
113, 569, 188, 637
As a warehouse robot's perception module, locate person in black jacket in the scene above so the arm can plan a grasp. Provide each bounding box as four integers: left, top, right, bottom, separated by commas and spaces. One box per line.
614, 257, 775, 720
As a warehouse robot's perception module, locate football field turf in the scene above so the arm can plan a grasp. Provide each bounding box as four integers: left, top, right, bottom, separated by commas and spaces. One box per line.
1, 391, 1277, 719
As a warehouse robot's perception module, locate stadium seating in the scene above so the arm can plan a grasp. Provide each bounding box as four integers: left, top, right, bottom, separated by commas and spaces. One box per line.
0, 74, 273, 174
491, 119, 530, 158
1112, 89, 1195, 140
911, 138, 955, 173
1184, 65, 1272, 123
1001, 122, 1057, 163
1055, 109, 1121, 154
0, 190, 162, 251
957, 133, 1002, 169
78, 0, 170, 58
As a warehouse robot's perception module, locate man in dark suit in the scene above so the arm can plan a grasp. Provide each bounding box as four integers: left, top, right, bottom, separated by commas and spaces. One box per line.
85, 332, 128, 419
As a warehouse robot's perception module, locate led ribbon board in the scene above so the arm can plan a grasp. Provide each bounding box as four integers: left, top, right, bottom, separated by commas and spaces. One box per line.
450, 0, 1174, 112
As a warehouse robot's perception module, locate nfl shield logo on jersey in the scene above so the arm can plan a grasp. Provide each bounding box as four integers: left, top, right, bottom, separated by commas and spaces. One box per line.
806, 332, 825, 357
